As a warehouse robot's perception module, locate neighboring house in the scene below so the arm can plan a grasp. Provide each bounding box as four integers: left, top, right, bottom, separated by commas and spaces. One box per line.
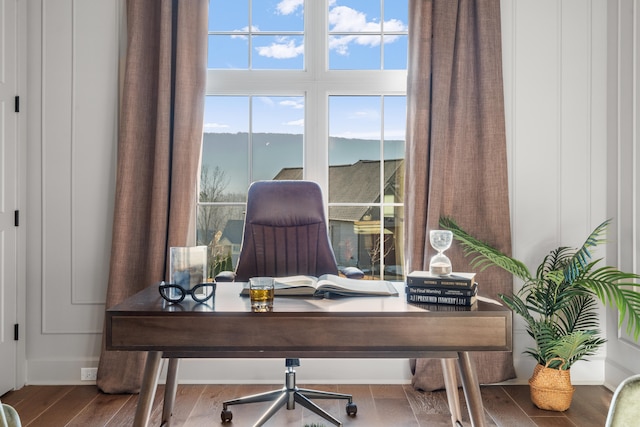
211, 219, 244, 273
207, 159, 404, 279
275, 159, 404, 279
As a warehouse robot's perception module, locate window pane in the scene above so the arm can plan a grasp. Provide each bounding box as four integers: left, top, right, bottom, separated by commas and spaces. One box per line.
252, 0, 304, 31
329, 35, 381, 70
252, 35, 304, 69
383, 96, 406, 204
330, 205, 386, 279
251, 96, 304, 181
328, 0, 407, 70
208, 35, 249, 69
204, 1, 408, 281
197, 205, 246, 277
329, 0, 380, 32
383, 205, 404, 280
208, 0, 304, 70
329, 96, 381, 203
209, 0, 248, 31
384, 0, 408, 26
384, 35, 408, 70
203, 96, 250, 199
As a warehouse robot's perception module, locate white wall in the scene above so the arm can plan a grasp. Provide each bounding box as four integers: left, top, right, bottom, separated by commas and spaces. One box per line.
502, 0, 610, 384
24, 0, 620, 386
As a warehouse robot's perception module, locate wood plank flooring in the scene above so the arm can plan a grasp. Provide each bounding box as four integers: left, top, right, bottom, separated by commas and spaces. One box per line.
1, 383, 612, 427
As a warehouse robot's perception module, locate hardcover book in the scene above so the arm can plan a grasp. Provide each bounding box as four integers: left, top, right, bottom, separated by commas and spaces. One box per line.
406, 293, 477, 306
406, 271, 476, 288
406, 283, 478, 297
240, 274, 399, 298
408, 301, 479, 312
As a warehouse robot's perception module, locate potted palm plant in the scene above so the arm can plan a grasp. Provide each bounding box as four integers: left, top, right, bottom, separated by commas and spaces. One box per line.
439, 217, 640, 411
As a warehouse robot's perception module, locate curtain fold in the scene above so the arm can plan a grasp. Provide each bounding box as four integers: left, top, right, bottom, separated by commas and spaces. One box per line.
405, 0, 516, 391
96, 0, 208, 394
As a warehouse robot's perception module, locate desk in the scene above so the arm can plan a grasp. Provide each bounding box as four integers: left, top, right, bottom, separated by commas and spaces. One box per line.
106, 283, 512, 427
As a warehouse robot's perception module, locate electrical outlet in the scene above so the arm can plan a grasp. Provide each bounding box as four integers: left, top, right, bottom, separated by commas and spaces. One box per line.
81, 367, 98, 381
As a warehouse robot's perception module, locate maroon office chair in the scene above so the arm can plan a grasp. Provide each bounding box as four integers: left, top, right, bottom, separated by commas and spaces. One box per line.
219, 180, 358, 427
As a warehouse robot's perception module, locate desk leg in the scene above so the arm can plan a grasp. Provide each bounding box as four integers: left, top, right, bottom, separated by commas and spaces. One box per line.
441, 358, 462, 427
457, 352, 486, 427
133, 351, 163, 427
161, 358, 180, 427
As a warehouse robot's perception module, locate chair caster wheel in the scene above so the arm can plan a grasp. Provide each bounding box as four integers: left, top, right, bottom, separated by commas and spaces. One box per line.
221, 409, 233, 422
346, 402, 357, 416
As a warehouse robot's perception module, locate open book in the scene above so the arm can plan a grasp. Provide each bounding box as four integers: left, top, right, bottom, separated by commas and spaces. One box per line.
240, 274, 399, 297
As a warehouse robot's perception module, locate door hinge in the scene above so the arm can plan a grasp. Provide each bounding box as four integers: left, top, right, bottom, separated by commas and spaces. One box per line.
15, 96, 19, 113
14, 324, 19, 341
14, 210, 19, 227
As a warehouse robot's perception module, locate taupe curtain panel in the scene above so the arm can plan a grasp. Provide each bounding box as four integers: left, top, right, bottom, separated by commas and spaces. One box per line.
405, 0, 516, 390
97, 0, 208, 394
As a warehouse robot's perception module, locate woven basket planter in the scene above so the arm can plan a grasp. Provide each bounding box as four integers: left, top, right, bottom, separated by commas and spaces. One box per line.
528, 358, 575, 411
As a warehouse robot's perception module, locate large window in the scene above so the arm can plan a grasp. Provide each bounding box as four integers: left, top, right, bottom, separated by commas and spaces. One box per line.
199, 0, 407, 280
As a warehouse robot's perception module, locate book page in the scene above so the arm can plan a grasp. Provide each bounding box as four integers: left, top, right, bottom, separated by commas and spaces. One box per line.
274, 275, 318, 289
316, 274, 398, 296
240, 275, 398, 297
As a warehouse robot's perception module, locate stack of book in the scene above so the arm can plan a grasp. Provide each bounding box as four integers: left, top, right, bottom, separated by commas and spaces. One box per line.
405, 271, 478, 306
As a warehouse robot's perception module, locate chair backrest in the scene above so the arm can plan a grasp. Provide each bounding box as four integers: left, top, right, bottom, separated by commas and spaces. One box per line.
233, 180, 339, 282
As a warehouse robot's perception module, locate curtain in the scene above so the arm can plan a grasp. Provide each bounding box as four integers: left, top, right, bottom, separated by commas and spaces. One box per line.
405, 0, 516, 391
96, 0, 208, 394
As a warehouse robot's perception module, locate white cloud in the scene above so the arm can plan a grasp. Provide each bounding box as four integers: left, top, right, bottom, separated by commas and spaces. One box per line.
203, 122, 229, 130
256, 38, 304, 59
257, 97, 276, 106
328, 5, 407, 55
284, 118, 304, 127
230, 26, 260, 39
277, 0, 303, 15
350, 109, 380, 120
280, 99, 304, 109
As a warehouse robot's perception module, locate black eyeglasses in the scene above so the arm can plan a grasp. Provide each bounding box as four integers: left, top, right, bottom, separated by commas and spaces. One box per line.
158, 281, 216, 303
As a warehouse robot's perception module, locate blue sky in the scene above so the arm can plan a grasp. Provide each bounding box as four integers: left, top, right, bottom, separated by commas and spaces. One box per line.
202, 1, 407, 193
204, 0, 408, 138
208, 0, 408, 71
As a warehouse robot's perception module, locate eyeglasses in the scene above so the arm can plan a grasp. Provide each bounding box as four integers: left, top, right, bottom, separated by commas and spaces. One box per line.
158, 281, 216, 303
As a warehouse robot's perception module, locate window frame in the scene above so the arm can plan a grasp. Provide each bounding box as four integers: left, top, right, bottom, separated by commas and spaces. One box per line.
201, 0, 407, 278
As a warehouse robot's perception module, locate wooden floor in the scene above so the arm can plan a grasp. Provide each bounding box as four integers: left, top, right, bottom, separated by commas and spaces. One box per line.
1, 383, 612, 427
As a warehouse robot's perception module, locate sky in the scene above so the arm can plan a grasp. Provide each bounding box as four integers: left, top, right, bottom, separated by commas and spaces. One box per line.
204, 0, 408, 139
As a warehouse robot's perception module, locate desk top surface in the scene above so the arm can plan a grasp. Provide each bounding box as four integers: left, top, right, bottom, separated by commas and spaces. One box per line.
107, 282, 509, 316
106, 283, 512, 355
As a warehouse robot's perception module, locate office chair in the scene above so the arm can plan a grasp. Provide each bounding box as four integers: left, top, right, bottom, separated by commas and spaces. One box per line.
218, 180, 358, 427
605, 374, 640, 427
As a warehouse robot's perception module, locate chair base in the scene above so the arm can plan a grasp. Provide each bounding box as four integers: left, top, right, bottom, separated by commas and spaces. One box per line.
221, 365, 357, 427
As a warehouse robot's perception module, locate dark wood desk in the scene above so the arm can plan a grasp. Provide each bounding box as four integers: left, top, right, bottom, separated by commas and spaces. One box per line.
106, 283, 512, 427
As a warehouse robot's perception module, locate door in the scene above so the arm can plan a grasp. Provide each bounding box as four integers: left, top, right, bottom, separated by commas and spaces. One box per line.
0, 0, 20, 395
606, 0, 640, 388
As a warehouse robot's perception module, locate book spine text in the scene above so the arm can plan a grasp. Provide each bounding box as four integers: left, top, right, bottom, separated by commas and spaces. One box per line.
406, 293, 476, 306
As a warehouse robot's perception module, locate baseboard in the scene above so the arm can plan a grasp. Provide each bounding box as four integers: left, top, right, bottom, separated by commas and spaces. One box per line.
25, 358, 413, 385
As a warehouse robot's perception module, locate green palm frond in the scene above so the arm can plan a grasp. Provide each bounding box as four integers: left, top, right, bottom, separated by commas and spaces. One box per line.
545, 331, 606, 368
499, 292, 534, 323
439, 217, 532, 281
562, 219, 610, 283
558, 294, 600, 334
573, 266, 640, 340
537, 247, 574, 279
440, 216, 640, 369
525, 319, 562, 365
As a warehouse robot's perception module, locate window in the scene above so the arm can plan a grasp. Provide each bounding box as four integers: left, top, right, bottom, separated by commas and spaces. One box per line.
199, 0, 407, 280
